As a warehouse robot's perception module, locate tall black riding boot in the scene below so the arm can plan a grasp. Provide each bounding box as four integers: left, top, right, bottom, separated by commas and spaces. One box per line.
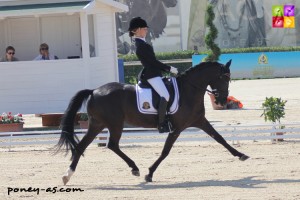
158, 97, 172, 133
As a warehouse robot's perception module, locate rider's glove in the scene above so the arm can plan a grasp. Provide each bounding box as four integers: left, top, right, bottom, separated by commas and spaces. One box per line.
170, 66, 178, 75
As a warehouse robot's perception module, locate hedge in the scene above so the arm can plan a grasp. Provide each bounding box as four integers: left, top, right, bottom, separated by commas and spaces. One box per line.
119, 46, 300, 62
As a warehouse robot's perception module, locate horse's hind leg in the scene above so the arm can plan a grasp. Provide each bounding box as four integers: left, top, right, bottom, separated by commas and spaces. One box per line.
107, 125, 140, 176
197, 118, 249, 161
62, 125, 104, 185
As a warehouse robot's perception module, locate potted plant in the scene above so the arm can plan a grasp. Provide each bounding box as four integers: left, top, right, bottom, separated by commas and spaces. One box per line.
0, 112, 24, 132
78, 113, 88, 129
40, 113, 64, 126
261, 97, 287, 142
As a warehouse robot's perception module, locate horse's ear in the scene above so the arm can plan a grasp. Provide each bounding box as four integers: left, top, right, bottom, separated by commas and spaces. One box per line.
225, 59, 232, 69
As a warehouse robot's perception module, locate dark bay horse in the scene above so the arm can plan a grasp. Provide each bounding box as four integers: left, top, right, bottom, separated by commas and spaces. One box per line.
56, 60, 249, 185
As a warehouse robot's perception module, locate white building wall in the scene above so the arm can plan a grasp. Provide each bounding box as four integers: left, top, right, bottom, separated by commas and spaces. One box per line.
91, 7, 119, 88
0, 60, 86, 114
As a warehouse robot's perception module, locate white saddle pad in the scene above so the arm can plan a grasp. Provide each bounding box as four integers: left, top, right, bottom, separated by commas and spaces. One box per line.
136, 77, 179, 114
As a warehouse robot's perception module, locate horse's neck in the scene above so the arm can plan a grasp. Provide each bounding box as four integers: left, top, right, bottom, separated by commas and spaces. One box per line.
177, 66, 218, 102
177, 75, 208, 102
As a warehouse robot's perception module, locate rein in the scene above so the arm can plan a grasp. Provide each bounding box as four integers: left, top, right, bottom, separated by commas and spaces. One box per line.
183, 76, 221, 97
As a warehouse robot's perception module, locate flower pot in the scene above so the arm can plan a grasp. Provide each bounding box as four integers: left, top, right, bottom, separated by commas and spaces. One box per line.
0, 123, 24, 132
78, 121, 88, 129
98, 138, 107, 147
41, 113, 64, 126
41, 113, 81, 126
98, 134, 107, 147
275, 132, 284, 142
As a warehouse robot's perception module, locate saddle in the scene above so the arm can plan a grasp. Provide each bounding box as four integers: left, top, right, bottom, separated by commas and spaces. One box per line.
136, 77, 179, 114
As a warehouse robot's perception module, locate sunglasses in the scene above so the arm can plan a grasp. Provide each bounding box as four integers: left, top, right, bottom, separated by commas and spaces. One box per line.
40, 48, 49, 51
7, 52, 15, 55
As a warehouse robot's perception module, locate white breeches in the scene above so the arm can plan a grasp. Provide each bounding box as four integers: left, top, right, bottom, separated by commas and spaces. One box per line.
147, 76, 170, 102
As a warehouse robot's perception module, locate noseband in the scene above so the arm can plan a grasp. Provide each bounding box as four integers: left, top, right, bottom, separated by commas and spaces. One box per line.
206, 88, 219, 97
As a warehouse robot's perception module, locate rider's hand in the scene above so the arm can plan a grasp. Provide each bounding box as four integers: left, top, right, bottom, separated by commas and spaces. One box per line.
170, 66, 178, 75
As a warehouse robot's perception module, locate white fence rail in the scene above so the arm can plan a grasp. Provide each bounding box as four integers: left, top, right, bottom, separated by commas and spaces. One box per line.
1, 123, 300, 151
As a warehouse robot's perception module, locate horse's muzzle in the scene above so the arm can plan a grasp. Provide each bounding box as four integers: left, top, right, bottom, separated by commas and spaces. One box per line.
214, 92, 228, 106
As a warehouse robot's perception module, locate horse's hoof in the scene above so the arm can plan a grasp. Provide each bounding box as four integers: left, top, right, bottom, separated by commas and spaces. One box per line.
239, 154, 250, 161
145, 175, 152, 182
132, 169, 140, 176
62, 176, 69, 185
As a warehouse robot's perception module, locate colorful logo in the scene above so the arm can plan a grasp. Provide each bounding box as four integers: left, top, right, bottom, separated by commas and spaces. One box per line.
272, 16, 284, 28
272, 5, 283, 17
284, 5, 295, 16
272, 5, 295, 28
258, 53, 268, 65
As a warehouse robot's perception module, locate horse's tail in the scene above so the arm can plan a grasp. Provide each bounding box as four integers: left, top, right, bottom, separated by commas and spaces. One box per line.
55, 89, 93, 160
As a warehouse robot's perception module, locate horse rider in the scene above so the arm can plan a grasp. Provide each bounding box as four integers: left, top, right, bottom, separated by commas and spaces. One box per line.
128, 17, 178, 133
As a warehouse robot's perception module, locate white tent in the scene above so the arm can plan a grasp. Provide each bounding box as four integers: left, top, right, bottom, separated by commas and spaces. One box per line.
0, 0, 128, 114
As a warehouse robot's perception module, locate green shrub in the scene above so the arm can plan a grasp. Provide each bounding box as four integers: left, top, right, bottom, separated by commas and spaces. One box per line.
79, 113, 88, 121
204, 4, 221, 61
261, 97, 287, 124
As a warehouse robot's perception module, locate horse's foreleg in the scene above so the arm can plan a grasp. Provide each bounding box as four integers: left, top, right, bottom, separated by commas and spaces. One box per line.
145, 132, 180, 182
107, 127, 140, 176
196, 119, 249, 161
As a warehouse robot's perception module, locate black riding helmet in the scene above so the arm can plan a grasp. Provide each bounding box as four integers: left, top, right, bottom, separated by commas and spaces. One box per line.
128, 17, 148, 37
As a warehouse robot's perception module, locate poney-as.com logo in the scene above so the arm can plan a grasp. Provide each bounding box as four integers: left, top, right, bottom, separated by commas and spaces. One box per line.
272, 5, 295, 28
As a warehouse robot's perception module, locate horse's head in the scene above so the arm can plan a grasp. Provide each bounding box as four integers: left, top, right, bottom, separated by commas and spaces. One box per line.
162, 0, 177, 8
209, 60, 231, 106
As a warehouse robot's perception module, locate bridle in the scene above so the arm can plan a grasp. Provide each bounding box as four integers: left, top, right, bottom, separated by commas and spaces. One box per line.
206, 88, 220, 97
179, 64, 231, 100
206, 72, 231, 97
